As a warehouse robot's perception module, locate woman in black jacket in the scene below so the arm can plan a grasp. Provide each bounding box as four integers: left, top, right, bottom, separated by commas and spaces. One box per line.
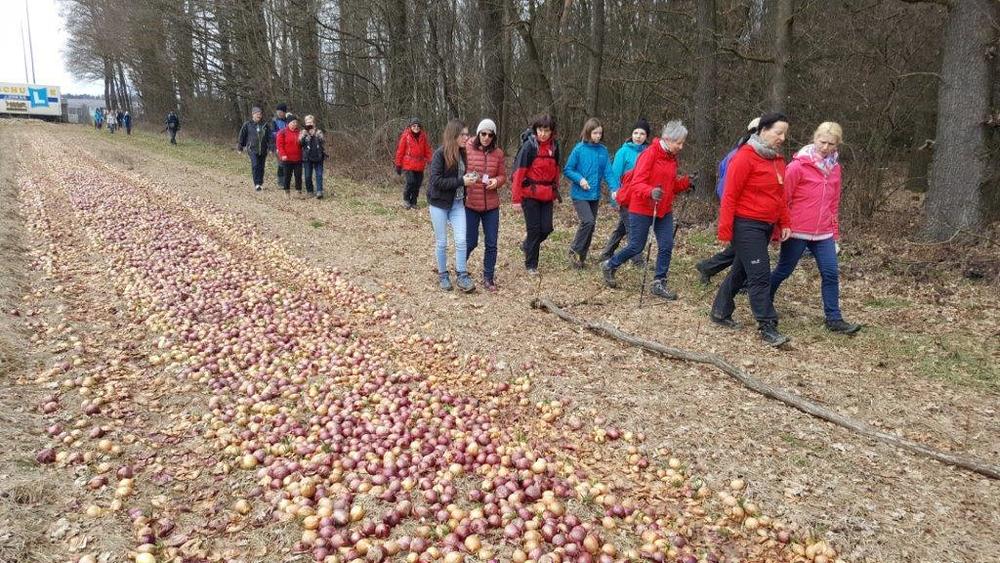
428, 119, 477, 292
300, 115, 328, 199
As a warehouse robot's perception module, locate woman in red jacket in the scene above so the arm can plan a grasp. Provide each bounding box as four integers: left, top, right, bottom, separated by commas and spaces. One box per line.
395, 117, 433, 209
275, 114, 304, 193
600, 120, 692, 300
710, 112, 792, 347
465, 118, 506, 291
770, 122, 861, 334
511, 115, 561, 275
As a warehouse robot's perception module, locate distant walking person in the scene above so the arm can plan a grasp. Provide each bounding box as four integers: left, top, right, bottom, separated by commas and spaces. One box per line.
563, 118, 612, 268
769, 122, 861, 335
710, 112, 792, 347
237, 106, 272, 191
511, 114, 561, 275
695, 117, 760, 285
165, 111, 180, 145
598, 118, 651, 267
275, 114, 304, 194
394, 117, 433, 209
300, 115, 328, 199
271, 104, 290, 187
121, 111, 132, 135
107, 110, 118, 133
94, 108, 103, 130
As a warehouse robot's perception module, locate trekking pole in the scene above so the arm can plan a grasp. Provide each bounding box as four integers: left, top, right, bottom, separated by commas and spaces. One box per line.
638, 198, 660, 308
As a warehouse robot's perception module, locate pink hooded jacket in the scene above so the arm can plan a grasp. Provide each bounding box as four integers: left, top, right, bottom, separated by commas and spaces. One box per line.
784, 145, 842, 240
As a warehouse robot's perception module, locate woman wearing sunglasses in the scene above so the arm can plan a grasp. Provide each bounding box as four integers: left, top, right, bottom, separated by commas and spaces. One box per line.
464, 119, 507, 291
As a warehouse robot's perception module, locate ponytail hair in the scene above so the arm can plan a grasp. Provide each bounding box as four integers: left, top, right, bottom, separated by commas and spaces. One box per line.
738, 112, 789, 146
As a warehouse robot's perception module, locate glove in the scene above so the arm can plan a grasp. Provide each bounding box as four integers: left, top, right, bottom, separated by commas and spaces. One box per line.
395, 166, 402, 175
651, 187, 663, 201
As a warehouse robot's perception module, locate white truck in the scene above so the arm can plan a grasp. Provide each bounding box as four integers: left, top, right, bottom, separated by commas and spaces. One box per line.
0, 82, 64, 120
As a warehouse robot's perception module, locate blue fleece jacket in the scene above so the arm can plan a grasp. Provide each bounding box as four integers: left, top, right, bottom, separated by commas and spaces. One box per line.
608, 141, 648, 192
563, 141, 611, 201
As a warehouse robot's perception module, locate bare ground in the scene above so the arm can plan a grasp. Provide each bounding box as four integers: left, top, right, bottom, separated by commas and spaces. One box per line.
1, 120, 998, 562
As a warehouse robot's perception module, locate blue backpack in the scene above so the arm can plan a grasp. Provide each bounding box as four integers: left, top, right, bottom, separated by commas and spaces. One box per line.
716, 148, 738, 200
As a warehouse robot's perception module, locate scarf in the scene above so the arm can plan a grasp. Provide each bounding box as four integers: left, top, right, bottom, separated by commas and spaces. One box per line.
795, 143, 839, 175
747, 134, 779, 159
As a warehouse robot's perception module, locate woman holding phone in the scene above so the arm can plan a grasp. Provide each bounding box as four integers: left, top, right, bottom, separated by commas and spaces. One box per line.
428, 119, 477, 292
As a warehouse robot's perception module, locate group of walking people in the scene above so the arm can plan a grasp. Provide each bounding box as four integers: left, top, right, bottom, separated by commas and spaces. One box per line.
236, 104, 329, 198
93, 107, 132, 135
396, 111, 860, 346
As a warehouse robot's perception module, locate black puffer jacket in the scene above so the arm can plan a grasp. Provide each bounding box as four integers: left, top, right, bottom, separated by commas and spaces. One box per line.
300, 130, 327, 163
427, 147, 468, 210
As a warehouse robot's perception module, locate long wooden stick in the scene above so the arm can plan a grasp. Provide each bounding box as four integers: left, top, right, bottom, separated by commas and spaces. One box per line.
531, 298, 1000, 481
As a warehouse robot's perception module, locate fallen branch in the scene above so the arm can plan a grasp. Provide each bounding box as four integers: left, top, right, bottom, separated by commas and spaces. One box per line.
531, 298, 1000, 481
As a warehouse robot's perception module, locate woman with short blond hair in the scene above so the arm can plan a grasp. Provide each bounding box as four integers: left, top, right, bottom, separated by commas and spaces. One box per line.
769, 121, 860, 334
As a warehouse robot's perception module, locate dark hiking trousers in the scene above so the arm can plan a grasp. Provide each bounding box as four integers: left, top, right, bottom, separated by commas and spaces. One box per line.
698, 245, 736, 278
521, 198, 554, 270
712, 217, 778, 323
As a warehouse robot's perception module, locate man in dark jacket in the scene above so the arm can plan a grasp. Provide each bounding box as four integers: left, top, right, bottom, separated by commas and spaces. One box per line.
121, 111, 133, 135
271, 103, 289, 187
165, 111, 180, 144
237, 106, 272, 191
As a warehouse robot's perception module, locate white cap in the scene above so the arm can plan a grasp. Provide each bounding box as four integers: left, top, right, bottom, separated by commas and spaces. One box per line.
476, 119, 498, 135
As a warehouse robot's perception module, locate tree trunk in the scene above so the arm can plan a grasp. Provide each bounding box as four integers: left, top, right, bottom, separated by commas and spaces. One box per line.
923, 0, 997, 240
584, 0, 605, 116
173, 0, 196, 116
769, 0, 793, 112
694, 0, 719, 198
479, 0, 507, 135
386, 0, 412, 116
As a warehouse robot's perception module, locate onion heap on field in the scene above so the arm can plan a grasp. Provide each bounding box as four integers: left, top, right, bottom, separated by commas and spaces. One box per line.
16, 144, 843, 563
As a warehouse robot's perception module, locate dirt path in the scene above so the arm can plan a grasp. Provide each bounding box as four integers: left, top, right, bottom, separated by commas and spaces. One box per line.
3, 121, 998, 562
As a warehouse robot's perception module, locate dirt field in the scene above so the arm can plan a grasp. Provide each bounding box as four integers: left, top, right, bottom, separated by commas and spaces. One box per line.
0, 120, 997, 563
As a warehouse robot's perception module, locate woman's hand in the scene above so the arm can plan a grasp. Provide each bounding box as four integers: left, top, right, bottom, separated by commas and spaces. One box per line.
280, 155, 287, 161
780, 227, 791, 241
486, 178, 499, 190
579, 178, 591, 190
463, 173, 477, 187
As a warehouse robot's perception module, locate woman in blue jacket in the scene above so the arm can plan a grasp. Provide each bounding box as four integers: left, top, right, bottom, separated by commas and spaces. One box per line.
564, 118, 612, 268
598, 118, 651, 265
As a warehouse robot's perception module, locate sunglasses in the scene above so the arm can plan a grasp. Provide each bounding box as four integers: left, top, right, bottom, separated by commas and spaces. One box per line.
479, 132, 495, 138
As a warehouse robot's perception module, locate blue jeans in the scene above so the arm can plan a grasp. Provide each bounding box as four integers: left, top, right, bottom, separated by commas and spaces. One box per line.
770, 237, 842, 321
608, 212, 674, 279
249, 152, 267, 186
429, 199, 468, 274
466, 207, 500, 281
304, 161, 324, 195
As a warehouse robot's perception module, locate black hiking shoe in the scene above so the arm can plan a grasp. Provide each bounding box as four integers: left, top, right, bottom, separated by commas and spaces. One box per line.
568, 249, 584, 269
650, 279, 678, 300
600, 260, 618, 288
759, 321, 790, 347
709, 312, 740, 329
695, 262, 712, 285
826, 319, 861, 335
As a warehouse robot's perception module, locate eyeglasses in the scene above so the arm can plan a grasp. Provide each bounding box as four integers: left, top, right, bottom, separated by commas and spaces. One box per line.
479, 132, 495, 138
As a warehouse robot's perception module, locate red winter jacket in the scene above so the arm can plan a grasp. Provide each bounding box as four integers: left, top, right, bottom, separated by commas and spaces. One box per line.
275, 127, 303, 163
615, 140, 691, 218
394, 130, 433, 172
512, 137, 560, 204
718, 144, 790, 242
784, 149, 842, 240
464, 138, 506, 212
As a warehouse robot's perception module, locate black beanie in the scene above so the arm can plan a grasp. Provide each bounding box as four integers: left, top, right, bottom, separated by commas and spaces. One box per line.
276, 103, 288, 112
634, 117, 651, 138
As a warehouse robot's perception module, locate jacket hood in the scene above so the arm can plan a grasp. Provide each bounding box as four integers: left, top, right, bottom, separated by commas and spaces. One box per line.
622, 141, 646, 153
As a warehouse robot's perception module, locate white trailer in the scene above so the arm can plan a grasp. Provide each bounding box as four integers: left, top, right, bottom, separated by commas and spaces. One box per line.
0, 82, 63, 120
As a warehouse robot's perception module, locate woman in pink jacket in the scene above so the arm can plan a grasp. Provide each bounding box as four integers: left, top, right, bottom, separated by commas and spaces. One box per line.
769, 122, 860, 334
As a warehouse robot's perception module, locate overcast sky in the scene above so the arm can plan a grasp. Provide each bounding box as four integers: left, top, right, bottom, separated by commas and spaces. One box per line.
0, 0, 103, 96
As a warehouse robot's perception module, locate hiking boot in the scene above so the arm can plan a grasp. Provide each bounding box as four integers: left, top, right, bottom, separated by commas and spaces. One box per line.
438, 272, 453, 291
483, 277, 497, 292
316, 192, 324, 200
600, 260, 618, 288
568, 249, 584, 269
709, 312, 740, 329
456, 272, 476, 293
695, 262, 712, 285
826, 319, 861, 335
759, 321, 790, 347
254, 184, 262, 192
526, 268, 539, 277
650, 279, 678, 300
